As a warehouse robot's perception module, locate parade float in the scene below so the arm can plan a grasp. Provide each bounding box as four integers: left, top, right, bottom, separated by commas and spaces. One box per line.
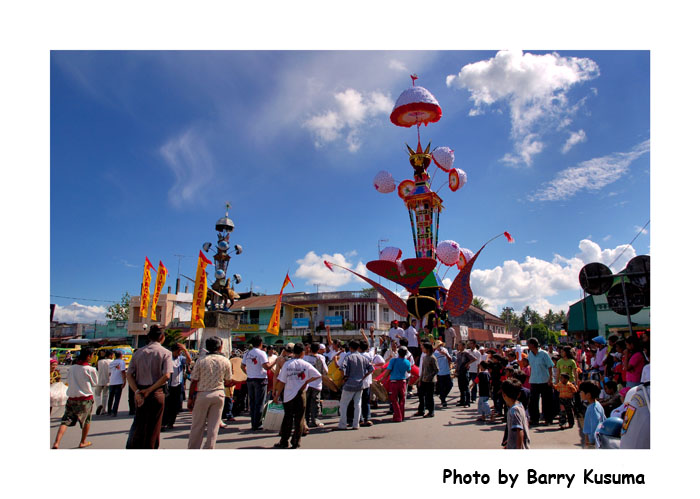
325, 76, 513, 329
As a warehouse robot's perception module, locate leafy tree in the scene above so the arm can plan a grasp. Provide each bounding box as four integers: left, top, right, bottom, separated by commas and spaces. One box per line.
520, 305, 533, 326
472, 296, 488, 310
543, 309, 557, 330
106, 292, 130, 321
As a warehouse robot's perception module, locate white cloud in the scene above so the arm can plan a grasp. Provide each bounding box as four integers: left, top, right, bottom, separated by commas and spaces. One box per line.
633, 225, 649, 235
602, 234, 612, 241
468, 239, 637, 315
447, 50, 599, 166
389, 59, 407, 72
304, 88, 393, 152
159, 129, 215, 206
53, 302, 107, 323
294, 250, 368, 290
528, 139, 650, 201
562, 129, 586, 153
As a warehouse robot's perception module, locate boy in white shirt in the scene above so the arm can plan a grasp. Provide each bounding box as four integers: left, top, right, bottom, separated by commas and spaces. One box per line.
52, 349, 98, 449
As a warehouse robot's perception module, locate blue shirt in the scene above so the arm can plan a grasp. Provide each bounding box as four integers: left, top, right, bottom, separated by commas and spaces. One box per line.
341, 352, 374, 392
434, 348, 451, 376
527, 350, 554, 384
583, 401, 606, 439
170, 355, 187, 387
388, 357, 411, 381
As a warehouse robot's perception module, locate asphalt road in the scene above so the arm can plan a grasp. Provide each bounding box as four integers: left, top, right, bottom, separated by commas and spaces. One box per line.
50, 382, 584, 449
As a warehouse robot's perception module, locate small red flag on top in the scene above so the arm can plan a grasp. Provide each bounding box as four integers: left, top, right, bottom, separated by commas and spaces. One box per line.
504, 231, 514, 243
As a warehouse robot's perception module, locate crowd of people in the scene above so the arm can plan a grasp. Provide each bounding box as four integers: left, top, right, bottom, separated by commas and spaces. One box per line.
50, 322, 650, 450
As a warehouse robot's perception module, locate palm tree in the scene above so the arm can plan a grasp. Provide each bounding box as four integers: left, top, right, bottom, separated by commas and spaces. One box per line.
471, 296, 488, 310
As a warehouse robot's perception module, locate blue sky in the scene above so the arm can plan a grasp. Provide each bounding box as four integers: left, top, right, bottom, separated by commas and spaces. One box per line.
50, 50, 650, 323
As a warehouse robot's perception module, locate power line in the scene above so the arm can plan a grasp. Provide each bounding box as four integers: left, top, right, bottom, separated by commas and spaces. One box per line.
608, 220, 650, 269
50, 295, 118, 303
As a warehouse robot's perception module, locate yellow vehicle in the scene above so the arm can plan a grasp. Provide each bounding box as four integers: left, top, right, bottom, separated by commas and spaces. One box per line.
93, 345, 134, 367
51, 347, 81, 364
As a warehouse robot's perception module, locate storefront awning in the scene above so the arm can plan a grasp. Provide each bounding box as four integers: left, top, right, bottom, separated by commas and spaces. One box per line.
567, 295, 599, 333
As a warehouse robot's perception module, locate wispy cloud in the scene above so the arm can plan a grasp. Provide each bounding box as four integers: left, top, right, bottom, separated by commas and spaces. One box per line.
389, 59, 408, 72
304, 89, 393, 152
159, 129, 215, 206
562, 129, 586, 153
602, 234, 612, 241
446, 50, 599, 166
633, 225, 649, 235
528, 139, 650, 201
119, 259, 138, 269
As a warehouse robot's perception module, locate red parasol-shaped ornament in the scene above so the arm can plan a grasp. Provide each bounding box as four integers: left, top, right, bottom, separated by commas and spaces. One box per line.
390, 76, 442, 128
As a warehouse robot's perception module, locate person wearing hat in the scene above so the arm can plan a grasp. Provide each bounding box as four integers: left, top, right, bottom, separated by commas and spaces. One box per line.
50, 358, 61, 385
388, 320, 405, 347
187, 336, 234, 449
590, 336, 607, 379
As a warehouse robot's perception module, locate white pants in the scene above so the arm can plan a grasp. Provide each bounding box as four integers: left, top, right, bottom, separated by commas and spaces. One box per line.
94, 385, 109, 411
338, 389, 362, 429
188, 390, 225, 449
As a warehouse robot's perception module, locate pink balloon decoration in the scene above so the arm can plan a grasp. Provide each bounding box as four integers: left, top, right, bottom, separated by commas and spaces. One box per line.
457, 247, 475, 270
432, 146, 454, 172
379, 246, 403, 262
436, 240, 461, 266
373, 170, 396, 194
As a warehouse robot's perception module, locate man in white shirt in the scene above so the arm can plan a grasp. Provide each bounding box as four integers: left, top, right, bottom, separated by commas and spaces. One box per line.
242, 335, 272, 431
273, 343, 321, 449
388, 320, 405, 346
467, 340, 481, 405
52, 348, 98, 449
404, 319, 421, 365
107, 351, 127, 416
95, 350, 113, 415
303, 342, 328, 428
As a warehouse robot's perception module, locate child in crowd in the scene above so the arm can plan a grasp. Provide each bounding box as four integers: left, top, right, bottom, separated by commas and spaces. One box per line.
519, 357, 531, 389
512, 370, 530, 411
579, 380, 606, 448
600, 380, 623, 417
471, 361, 491, 422
554, 373, 577, 429
501, 379, 530, 449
